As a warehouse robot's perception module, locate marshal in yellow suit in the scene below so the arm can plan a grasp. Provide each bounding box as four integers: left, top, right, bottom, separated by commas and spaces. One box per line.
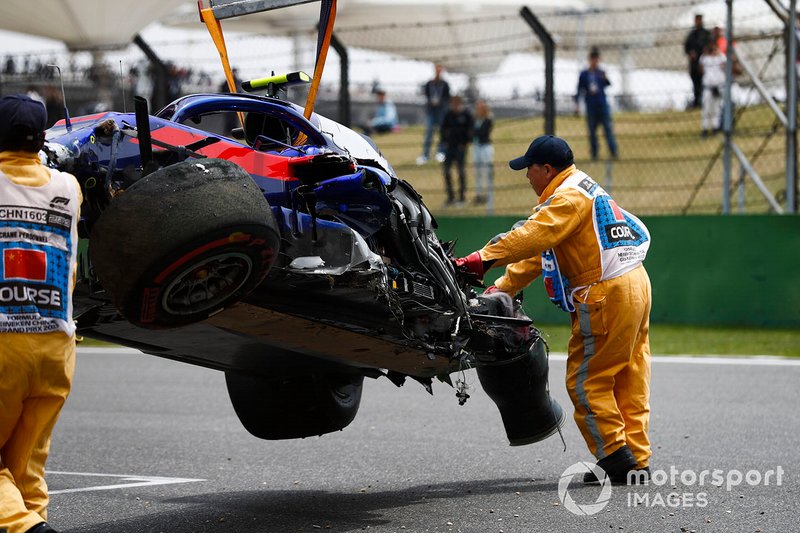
457, 135, 652, 483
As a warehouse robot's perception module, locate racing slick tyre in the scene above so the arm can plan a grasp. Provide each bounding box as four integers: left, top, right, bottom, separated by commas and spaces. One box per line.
224, 372, 364, 439
476, 336, 566, 446
90, 158, 280, 328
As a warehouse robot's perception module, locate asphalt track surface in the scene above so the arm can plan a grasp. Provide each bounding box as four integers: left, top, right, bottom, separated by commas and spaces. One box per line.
45, 347, 798, 533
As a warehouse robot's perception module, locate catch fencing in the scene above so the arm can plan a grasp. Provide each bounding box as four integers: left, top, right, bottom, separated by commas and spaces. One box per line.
335, 0, 794, 216
0, 0, 793, 216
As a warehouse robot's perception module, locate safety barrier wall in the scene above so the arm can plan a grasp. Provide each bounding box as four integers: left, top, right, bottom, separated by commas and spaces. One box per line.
437, 215, 800, 328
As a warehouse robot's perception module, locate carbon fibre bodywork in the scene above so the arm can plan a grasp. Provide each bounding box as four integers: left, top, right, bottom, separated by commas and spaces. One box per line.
38, 89, 567, 444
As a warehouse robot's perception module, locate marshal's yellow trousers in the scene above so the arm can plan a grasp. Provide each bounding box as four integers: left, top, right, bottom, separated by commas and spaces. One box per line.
0, 332, 75, 533
565, 265, 652, 468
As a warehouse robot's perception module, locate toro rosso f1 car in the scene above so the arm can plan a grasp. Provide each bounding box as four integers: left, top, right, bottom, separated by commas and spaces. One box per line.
42, 78, 565, 444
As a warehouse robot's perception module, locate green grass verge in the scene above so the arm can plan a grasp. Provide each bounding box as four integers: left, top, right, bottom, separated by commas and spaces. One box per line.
374, 104, 783, 216
536, 323, 800, 357
76, 337, 118, 348
78, 324, 800, 357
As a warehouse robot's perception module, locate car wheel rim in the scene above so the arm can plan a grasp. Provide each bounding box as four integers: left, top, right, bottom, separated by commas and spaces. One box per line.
162, 252, 253, 316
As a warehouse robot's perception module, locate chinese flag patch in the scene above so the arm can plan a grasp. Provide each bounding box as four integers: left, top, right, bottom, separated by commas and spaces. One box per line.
3, 248, 47, 282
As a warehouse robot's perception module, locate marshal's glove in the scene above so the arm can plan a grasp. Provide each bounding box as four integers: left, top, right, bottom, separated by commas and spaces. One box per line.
452, 252, 486, 287
454, 251, 484, 277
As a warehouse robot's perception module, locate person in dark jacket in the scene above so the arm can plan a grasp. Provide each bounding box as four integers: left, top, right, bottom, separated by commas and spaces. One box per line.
471, 99, 494, 207
417, 63, 451, 165
575, 47, 618, 161
440, 95, 473, 207
684, 14, 711, 109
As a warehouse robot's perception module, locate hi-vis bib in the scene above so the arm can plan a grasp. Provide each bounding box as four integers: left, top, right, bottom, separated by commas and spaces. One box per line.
0, 168, 80, 335
542, 171, 650, 312
542, 248, 575, 312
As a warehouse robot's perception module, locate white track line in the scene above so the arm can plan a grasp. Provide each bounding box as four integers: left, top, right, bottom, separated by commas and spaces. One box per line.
547, 354, 800, 366
77, 347, 800, 366
77, 347, 142, 355
48, 471, 204, 495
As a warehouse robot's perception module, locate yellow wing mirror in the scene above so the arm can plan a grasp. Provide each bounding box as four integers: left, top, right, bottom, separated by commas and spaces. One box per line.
242, 71, 312, 98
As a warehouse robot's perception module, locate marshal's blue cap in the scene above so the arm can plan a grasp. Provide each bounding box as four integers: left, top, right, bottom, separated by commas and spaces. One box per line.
509, 135, 574, 170
0, 94, 47, 142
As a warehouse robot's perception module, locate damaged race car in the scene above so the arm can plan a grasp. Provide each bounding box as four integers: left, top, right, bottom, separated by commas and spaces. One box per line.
42, 73, 566, 444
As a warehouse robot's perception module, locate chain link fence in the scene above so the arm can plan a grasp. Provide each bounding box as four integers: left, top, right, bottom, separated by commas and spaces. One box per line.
335, 0, 792, 216
0, 1, 793, 216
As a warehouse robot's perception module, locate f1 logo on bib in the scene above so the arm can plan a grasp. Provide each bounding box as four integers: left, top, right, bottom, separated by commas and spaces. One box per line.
3, 248, 47, 282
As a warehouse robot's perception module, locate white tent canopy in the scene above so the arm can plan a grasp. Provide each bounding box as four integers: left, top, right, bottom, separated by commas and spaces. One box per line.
0, 0, 786, 63
162, 0, 587, 75
161, 0, 786, 75
0, 0, 784, 72
338, 0, 785, 73
0, 0, 189, 49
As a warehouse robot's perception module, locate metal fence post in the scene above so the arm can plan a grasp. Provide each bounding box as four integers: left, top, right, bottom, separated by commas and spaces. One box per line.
520, 6, 555, 136
330, 32, 350, 127
786, 0, 798, 213
722, 0, 734, 214
132, 34, 168, 110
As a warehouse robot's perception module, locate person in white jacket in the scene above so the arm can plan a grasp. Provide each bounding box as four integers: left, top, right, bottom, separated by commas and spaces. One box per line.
699, 40, 727, 137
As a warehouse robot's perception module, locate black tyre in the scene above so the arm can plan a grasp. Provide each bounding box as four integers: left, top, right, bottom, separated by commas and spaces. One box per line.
225, 372, 364, 439
90, 158, 280, 328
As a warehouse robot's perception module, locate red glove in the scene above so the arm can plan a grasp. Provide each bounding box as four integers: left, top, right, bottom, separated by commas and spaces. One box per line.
454, 251, 485, 279
483, 285, 500, 295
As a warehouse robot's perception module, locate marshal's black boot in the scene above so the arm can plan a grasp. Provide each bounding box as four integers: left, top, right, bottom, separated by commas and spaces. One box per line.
27, 523, 59, 533
583, 445, 648, 485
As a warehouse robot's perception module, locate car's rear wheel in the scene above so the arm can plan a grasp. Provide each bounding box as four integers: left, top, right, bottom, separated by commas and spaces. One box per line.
90, 158, 280, 328
225, 372, 364, 439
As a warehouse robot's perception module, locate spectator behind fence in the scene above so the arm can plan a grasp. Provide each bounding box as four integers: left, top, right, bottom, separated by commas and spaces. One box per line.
417, 63, 450, 165
440, 95, 473, 207
699, 40, 734, 137
471, 99, 494, 206
362, 88, 398, 135
26, 86, 45, 105
575, 47, 618, 161
711, 25, 727, 55
44, 85, 64, 128
4, 56, 15, 75
684, 14, 711, 109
